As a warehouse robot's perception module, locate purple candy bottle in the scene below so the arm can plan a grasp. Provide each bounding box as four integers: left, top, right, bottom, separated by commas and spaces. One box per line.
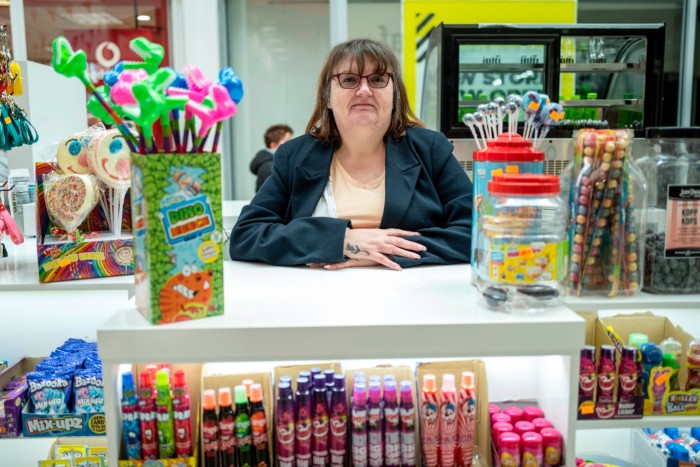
312, 374, 330, 466
329, 374, 348, 467
295, 377, 313, 467
579, 345, 596, 398
399, 380, 416, 467
368, 379, 384, 467
384, 378, 401, 466
352, 381, 369, 467
275, 383, 295, 467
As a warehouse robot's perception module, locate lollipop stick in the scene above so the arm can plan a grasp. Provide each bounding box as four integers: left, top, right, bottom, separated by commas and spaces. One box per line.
171, 109, 182, 152
211, 121, 224, 153
86, 83, 139, 152
161, 117, 171, 153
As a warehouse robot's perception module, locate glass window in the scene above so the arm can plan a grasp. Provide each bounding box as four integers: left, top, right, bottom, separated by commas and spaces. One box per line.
24, 0, 170, 86
577, 0, 684, 125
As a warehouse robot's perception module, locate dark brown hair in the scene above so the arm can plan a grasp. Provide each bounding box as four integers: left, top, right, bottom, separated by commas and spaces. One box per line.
264, 124, 293, 148
305, 38, 424, 147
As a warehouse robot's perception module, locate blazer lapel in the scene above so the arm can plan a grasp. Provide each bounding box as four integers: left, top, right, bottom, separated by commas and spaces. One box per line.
381, 134, 421, 228
291, 143, 333, 218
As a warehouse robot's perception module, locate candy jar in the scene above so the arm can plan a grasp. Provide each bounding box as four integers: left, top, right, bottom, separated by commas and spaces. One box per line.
637, 127, 700, 294
566, 129, 647, 297
474, 174, 568, 312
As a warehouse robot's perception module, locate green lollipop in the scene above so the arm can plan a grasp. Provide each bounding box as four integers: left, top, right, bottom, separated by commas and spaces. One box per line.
123, 37, 165, 75
52, 36, 138, 152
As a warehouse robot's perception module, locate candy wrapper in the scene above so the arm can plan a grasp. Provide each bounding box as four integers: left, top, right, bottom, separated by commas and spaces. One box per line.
54, 123, 107, 175
27, 370, 73, 415
42, 172, 101, 235
564, 129, 648, 297
73, 368, 104, 414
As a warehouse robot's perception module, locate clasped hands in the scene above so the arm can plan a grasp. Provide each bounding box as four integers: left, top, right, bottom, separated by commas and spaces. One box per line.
307, 228, 426, 271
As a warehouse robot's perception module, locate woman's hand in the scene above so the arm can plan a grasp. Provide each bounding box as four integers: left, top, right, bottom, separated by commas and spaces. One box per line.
333, 228, 426, 271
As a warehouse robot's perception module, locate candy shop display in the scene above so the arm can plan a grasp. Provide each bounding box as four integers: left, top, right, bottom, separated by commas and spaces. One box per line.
41, 441, 109, 467
637, 127, 700, 294
464, 91, 564, 270
118, 363, 200, 466
565, 129, 647, 297
0, 368, 28, 438
638, 427, 700, 466
489, 403, 563, 467
51, 34, 243, 324
474, 174, 568, 312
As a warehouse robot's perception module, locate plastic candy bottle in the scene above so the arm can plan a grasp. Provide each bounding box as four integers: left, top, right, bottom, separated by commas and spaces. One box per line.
172, 370, 192, 458
421, 374, 439, 467
383, 379, 401, 466
202, 389, 219, 467
579, 346, 596, 398
329, 374, 348, 467
295, 377, 313, 467
138, 370, 159, 460
351, 381, 369, 467
250, 383, 270, 467
661, 337, 683, 390
275, 382, 295, 467
457, 371, 477, 467
235, 385, 254, 467
367, 379, 384, 467
399, 380, 416, 467
121, 372, 142, 460
440, 374, 458, 467
219, 387, 236, 467
155, 369, 175, 458
597, 345, 616, 403
312, 374, 330, 466
618, 346, 639, 402
688, 340, 700, 390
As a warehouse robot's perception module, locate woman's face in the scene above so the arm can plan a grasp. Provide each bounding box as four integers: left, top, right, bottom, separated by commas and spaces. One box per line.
328, 58, 393, 133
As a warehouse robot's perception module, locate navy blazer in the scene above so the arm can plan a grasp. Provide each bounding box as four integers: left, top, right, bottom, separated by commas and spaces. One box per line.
230, 127, 473, 267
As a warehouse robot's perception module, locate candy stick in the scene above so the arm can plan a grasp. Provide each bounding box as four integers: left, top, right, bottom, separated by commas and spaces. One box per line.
535, 103, 565, 149
169, 65, 213, 153
462, 114, 482, 150
212, 67, 244, 154
505, 101, 519, 137
494, 97, 506, 135
486, 102, 500, 139
167, 70, 189, 152
51, 36, 138, 152
472, 112, 488, 148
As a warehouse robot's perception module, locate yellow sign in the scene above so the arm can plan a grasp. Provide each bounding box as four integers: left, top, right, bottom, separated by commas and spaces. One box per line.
403, 0, 577, 108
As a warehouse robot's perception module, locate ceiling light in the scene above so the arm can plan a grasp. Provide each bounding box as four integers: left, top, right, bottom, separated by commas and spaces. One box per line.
137, 15, 152, 22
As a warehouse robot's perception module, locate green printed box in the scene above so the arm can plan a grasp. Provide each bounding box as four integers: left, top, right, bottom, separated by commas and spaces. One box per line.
130, 152, 225, 325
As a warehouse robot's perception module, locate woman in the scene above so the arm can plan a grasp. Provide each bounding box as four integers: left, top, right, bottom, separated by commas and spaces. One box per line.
230, 39, 472, 270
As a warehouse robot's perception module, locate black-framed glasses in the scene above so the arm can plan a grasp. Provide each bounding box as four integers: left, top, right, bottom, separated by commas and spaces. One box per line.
333, 72, 393, 89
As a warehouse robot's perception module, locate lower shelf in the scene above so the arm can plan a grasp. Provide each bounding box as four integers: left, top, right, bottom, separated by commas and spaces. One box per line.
577, 415, 700, 430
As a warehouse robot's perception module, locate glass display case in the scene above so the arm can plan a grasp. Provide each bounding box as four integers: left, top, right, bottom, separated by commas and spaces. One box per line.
421, 24, 665, 174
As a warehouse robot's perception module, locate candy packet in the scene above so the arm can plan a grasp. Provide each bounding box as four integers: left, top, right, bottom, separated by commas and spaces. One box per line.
42, 172, 101, 235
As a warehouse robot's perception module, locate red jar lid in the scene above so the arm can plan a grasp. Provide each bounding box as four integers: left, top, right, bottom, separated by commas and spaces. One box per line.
503, 406, 524, 421
514, 420, 536, 436
489, 403, 501, 416
488, 174, 560, 195
499, 432, 521, 450
532, 417, 554, 432
492, 412, 512, 425
523, 406, 545, 422
540, 427, 562, 443
521, 431, 543, 450
474, 133, 545, 162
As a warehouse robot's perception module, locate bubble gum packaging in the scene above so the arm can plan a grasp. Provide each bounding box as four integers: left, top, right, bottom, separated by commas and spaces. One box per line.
27, 371, 72, 415
73, 368, 104, 414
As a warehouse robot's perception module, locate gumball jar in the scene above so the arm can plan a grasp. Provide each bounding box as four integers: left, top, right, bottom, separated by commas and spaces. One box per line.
637, 127, 700, 294
474, 174, 568, 312
565, 129, 647, 297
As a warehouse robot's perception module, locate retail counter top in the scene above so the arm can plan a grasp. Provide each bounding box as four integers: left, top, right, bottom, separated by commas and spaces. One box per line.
98, 261, 586, 363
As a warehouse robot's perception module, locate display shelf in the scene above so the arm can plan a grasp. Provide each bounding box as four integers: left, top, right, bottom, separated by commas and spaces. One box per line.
0, 437, 59, 464
458, 63, 545, 72
560, 62, 645, 72
560, 98, 643, 107
0, 238, 135, 297
577, 415, 700, 430
98, 262, 584, 465
98, 263, 585, 363
566, 292, 700, 313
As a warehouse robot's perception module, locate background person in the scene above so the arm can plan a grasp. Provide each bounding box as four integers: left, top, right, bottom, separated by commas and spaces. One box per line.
250, 124, 293, 192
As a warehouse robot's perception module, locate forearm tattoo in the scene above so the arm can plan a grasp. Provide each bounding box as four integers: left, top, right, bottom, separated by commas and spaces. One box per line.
346, 243, 369, 256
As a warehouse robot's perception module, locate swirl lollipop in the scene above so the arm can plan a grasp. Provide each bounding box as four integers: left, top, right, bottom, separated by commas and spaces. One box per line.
51, 36, 138, 152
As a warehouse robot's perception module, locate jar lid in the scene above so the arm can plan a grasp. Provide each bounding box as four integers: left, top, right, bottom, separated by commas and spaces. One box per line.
540, 427, 562, 442
514, 420, 536, 434
499, 432, 520, 450
521, 431, 543, 449
474, 133, 545, 162
488, 174, 560, 195
645, 127, 700, 139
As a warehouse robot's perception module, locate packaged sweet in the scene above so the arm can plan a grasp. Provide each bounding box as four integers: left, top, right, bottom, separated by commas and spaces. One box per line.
55, 123, 106, 175
42, 172, 101, 235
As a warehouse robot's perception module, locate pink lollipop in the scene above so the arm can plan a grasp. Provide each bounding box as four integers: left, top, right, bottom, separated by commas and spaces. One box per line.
186, 84, 237, 152
168, 65, 212, 151
110, 69, 148, 106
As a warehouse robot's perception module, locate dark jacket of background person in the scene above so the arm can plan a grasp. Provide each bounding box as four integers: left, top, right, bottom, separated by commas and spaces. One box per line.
230, 127, 473, 267
250, 148, 274, 192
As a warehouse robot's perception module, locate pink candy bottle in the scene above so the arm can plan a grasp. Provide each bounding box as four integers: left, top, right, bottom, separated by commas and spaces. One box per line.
498, 432, 520, 467
457, 371, 477, 467
421, 374, 439, 467
618, 346, 639, 402
439, 374, 458, 467
521, 431, 543, 467
579, 346, 596, 398
540, 427, 562, 467
597, 345, 616, 403
687, 339, 700, 390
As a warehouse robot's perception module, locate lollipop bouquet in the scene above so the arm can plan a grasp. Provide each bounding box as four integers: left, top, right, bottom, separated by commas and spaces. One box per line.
51, 35, 243, 324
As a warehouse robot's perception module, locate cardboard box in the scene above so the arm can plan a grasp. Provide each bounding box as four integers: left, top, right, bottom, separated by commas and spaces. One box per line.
345, 364, 420, 466
130, 152, 224, 325
201, 369, 274, 466
0, 357, 40, 438
118, 363, 201, 466
46, 436, 108, 465
576, 312, 645, 420
598, 312, 700, 416
416, 360, 491, 467
35, 161, 134, 283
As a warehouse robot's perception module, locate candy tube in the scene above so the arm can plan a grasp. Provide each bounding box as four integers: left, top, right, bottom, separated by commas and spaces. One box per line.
172, 370, 192, 458
383, 379, 401, 466
440, 374, 458, 467
351, 381, 369, 467
219, 387, 236, 467
312, 374, 330, 466
138, 371, 159, 460
201, 389, 219, 467
421, 374, 440, 467
295, 377, 313, 467
121, 372, 141, 460
458, 371, 476, 467
329, 374, 348, 467
155, 370, 175, 458
275, 383, 295, 467
399, 380, 416, 467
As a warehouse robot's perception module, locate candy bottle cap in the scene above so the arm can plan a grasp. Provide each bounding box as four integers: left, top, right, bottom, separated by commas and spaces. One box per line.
296, 377, 310, 392
156, 369, 170, 389
122, 372, 136, 397
139, 370, 151, 391
492, 413, 512, 425
218, 387, 232, 407
299, 370, 311, 380
580, 345, 596, 360
423, 374, 437, 392
641, 343, 663, 364
622, 346, 638, 361
599, 345, 616, 360
234, 385, 248, 404
369, 380, 382, 403
250, 383, 264, 403
353, 382, 367, 405
521, 431, 543, 449
333, 374, 346, 390
173, 370, 187, 388
278, 382, 292, 398
461, 371, 475, 388
442, 374, 456, 393
532, 417, 553, 432
489, 404, 501, 416
279, 375, 292, 385
629, 333, 649, 349
514, 420, 535, 435
242, 379, 254, 398
400, 380, 413, 401
202, 389, 216, 410
540, 427, 562, 442
384, 379, 397, 402
499, 432, 520, 450
523, 406, 544, 421
313, 373, 326, 390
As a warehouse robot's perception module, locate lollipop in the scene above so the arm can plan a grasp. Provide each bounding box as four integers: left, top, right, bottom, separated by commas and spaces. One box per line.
462, 113, 482, 150
168, 65, 212, 152
213, 67, 244, 152
122, 37, 164, 75
110, 69, 148, 106
103, 62, 123, 87
166, 68, 189, 152
45, 173, 100, 234
57, 133, 92, 175
186, 84, 237, 153
51, 36, 138, 152
534, 102, 564, 149
87, 129, 131, 236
